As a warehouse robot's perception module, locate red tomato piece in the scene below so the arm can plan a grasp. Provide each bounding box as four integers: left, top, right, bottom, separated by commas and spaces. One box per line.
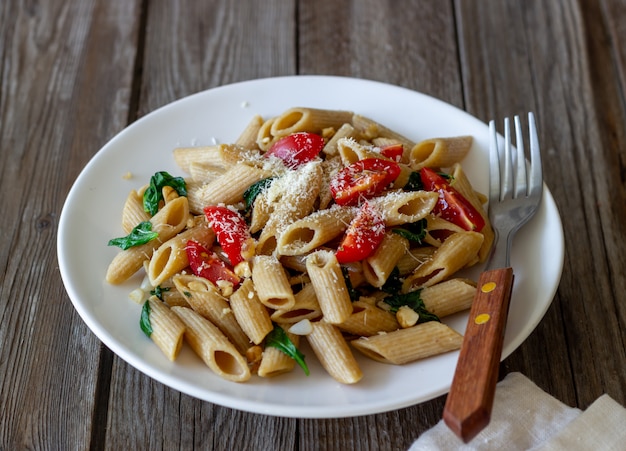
379, 143, 404, 162
336, 202, 386, 264
264, 132, 325, 169
185, 240, 240, 286
204, 206, 252, 266
419, 167, 486, 232
330, 158, 401, 206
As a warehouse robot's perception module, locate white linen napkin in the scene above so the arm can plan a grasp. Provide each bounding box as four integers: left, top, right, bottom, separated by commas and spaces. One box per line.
409, 372, 626, 450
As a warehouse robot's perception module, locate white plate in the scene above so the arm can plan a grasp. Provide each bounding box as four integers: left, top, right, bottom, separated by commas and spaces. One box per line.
57, 76, 564, 418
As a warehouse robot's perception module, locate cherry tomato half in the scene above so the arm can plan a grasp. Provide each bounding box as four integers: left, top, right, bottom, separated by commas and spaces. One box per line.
185, 240, 240, 286
335, 202, 386, 264
264, 132, 325, 169
419, 167, 485, 232
379, 143, 404, 162
204, 206, 252, 266
330, 158, 401, 206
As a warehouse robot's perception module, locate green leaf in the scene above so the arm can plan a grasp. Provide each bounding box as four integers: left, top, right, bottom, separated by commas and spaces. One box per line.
108, 221, 158, 250
341, 266, 361, 301
265, 324, 310, 376
243, 177, 275, 215
143, 171, 187, 215
404, 171, 423, 191
383, 290, 440, 324
140, 300, 153, 337
150, 285, 170, 300
392, 218, 427, 244
381, 267, 403, 294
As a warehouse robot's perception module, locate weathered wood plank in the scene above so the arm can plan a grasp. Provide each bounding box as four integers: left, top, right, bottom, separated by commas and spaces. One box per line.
0, 0, 141, 449
299, 0, 464, 107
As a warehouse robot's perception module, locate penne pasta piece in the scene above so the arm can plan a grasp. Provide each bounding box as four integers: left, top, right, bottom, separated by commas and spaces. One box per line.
351, 321, 463, 364
270, 283, 322, 324
229, 278, 273, 345
337, 300, 399, 337
121, 186, 150, 234
420, 278, 476, 318
305, 250, 353, 324
172, 274, 251, 354
449, 163, 494, 262
148, 221, 214, 286
235, 114, 264, 150
188, 162, 225, 184
171, 306, 251, 382
368, 191, 438, 226
306, 321, 363, 384
251, 255, 295, 310
396, 246, 437, 275
256, 116, 276, 151
351, 114, 415, 158
276, 205, 357, 256
409, 135, 473, 170
362, 232, 409, 287
322, 123, 359, 156
106, 197, 190, 284
145, 296, 186, 361
193, 163, 270, 207
336, 137, 383, 165
258, 329, 300, 378
402, 231, 484, 291
270, 107, 354, 138
423, 214, 465, 247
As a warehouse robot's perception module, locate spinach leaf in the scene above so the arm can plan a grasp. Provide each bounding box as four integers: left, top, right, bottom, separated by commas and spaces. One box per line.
383, 290, 440, 324
404, 171, 423, 191
140, 300, 153, 337
265, 324, 310, 376
108, 221, 158, 250
150, 285, 170, 300
392, 218, 427, 244
243, 177, 275, 215
342, 266, 361, 301
143, 171, 187, 215
381, 267, 403, 294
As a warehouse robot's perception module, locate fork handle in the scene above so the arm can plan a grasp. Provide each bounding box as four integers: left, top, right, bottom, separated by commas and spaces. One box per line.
442, 267, 514, 443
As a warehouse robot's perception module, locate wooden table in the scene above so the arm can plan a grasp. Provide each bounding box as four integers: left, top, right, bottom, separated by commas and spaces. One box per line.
2, 0, 625, 449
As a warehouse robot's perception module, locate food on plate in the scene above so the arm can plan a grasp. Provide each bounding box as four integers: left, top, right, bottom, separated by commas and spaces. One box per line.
105, 107, 494, 384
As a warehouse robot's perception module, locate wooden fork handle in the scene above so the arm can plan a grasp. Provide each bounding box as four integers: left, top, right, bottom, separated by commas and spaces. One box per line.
443, 267, 514, 443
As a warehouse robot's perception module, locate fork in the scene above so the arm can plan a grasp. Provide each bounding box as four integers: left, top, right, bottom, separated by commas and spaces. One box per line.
442, 113, 543, 443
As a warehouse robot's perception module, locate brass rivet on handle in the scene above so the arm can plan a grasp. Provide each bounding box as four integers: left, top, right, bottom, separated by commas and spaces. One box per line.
481, 282, 497, 293
475, 313, 491, 324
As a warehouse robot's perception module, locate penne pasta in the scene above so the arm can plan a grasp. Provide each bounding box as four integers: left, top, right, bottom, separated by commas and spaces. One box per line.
409, 136, 473, 170
229, 278, 273, 345
172, 274, 251, 354
402, 231, 484, 291
306, 321, 363, 384
306, 250, 353, 324
172, 306, 251, 382
270, 107, 354, 138
351, 321, 463, 364
145, 296, 186, 361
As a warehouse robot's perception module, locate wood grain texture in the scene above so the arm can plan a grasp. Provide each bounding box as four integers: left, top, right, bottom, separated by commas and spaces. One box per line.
0, 0, 142, 449
2, 0, 626, 449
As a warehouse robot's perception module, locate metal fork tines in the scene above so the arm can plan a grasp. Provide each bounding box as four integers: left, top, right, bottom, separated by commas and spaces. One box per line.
443, 112, 543, 443
488, 113, 543, 269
